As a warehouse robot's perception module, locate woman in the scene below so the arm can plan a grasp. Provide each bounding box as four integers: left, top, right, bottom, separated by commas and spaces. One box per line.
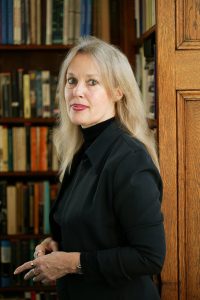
14, 36, 166, 299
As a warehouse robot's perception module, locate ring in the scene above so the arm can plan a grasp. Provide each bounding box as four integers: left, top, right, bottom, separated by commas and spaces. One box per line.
30, 261, 35, 268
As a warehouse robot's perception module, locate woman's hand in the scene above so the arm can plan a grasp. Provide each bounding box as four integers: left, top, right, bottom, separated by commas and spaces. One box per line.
34, 237, 58, 258
14, 251, 80, 285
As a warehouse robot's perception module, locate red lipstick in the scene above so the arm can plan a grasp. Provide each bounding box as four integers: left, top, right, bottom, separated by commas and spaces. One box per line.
71, 104, 88, 111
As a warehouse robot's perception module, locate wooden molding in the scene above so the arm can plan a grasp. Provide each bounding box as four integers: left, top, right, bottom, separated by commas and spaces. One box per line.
176, 0, 200, 49
177, 91, 200, 299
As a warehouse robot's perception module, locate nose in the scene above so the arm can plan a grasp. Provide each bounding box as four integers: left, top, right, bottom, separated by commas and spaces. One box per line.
73, 81, 86, 97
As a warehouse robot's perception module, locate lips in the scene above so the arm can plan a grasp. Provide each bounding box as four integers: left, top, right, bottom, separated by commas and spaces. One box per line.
71, 104, 89, 111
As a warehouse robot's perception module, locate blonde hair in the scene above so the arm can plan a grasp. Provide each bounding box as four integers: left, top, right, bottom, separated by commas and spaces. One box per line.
54, 36, 159, 180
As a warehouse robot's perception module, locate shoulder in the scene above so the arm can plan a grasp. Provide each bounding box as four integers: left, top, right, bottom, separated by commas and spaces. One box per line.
110, 127, 162, 186
113, 127, 154, 167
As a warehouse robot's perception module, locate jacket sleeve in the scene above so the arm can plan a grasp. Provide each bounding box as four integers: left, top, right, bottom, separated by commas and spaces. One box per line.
80, 149, 166, 287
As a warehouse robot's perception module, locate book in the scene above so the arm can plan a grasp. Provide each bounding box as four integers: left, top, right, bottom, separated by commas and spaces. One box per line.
52, 0, 64, 44
74, 0, 81, 41
68, 0, 75, 44
13, 127, 27, 171
36, 0, 41, 44
46, 0, 52, 44
7, 127, 13, 171
2, 126, 8, 171
1, 0, 8, 44
63, 0, 69, 44
0, 240, 12, 287
39, 126, 48, 171
43, 181, 50, 234
0, 181, 7, 235
23, 73, 31, 118
41, 70, 51, 117
29, 70, 37, 117
30, 0, 37, 44
13, 0, 22, 44
7, 185, 17, 234
7, 0, 14, 44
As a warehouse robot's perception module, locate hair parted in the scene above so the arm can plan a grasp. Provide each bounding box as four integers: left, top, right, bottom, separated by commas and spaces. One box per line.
53, 36, 159, 180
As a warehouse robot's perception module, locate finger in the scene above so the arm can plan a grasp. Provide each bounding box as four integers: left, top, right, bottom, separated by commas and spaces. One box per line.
24, 269, 35, 280
50, 240, 58, 252
14, 261, 35, 275
33, 273, 46, 282
41, 279, 50, 285
34, 249, 45, 258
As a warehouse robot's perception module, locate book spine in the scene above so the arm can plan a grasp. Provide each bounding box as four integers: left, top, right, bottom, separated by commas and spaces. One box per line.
46, 0, 52, 45
13, 0, 22, 44
23, 73, 31, 118
52, 0, 64, 44
7, 127, 13, 171
0, 181, 7, 235
7, 0, 13, 44
41, 70, 51, 117
43, 181, 50, 234
0, 240, 12, 287
7, 185, 17, 234
63, 0, 69, 44
2, 126, 8, 171
1, 0, 8, 44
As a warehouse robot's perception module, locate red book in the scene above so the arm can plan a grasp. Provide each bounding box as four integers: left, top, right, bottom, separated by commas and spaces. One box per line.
39, 127, 48, 171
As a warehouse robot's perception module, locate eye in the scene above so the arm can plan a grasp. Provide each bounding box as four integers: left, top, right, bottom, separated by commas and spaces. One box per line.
87, 79, 98, 86
66, 77, 77, 88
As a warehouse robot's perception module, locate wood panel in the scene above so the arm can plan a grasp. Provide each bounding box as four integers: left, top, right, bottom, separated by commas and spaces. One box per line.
176, 51, 200, 89
157, 0, 200, 299
177, 92, 200, 299
176, 0, 200, 49
156, 0, 178, 299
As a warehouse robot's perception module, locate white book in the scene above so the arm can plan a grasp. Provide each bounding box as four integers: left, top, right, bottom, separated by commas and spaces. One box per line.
46, 0, 52, 45
14, 0, 22, 44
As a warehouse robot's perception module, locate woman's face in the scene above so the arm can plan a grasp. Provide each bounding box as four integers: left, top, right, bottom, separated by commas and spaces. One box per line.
64, 53, 117, 128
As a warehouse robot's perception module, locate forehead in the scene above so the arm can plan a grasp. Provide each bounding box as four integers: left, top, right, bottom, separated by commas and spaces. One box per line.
67, 53, 101, 75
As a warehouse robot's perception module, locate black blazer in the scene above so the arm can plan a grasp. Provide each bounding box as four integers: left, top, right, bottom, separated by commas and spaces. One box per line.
49, 121, 166, 300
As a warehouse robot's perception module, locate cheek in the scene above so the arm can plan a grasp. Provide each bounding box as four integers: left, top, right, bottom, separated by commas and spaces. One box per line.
64, 87, 71, 103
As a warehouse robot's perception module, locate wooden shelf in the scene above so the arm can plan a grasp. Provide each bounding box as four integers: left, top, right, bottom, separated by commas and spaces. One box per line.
0, 285, 55, 292
0, 234, 50, 240
0, 117, 56, 125
0, 171, 58, 178
0, 44, 71, 51
135, 25, 156, 47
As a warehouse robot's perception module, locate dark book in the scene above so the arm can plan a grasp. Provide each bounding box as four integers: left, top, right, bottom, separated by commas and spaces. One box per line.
1, 0, 8, 44
2, 73, 12, 117
7, 127, 13, 171
7, 0, 13, 44
0, 181, 7, 235
109, 0, 121, 45
29, 70, 37, 117
0, 240, 12, 287
11, 71, 20, 117
17, 68, 24, 117
26, 125, 31, 171
52, 0, 64, 44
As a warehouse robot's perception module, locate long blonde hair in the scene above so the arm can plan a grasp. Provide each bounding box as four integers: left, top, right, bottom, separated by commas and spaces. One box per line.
54, 36, 159, 180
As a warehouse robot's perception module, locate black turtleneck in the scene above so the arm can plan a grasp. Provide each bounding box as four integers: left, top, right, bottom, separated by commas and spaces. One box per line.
70, 117, 115, 176
81, 117, 115, 150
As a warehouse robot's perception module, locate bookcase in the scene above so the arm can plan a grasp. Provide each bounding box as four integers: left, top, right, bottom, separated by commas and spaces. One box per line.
0, 1, 159, 299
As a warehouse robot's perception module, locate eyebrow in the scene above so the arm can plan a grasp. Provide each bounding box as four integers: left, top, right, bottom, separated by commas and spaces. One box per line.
67, 72, 100, 78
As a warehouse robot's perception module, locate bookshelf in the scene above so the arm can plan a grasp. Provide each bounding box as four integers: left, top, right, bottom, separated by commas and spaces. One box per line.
134, 0, 157, 124
0, 0, 135, 299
